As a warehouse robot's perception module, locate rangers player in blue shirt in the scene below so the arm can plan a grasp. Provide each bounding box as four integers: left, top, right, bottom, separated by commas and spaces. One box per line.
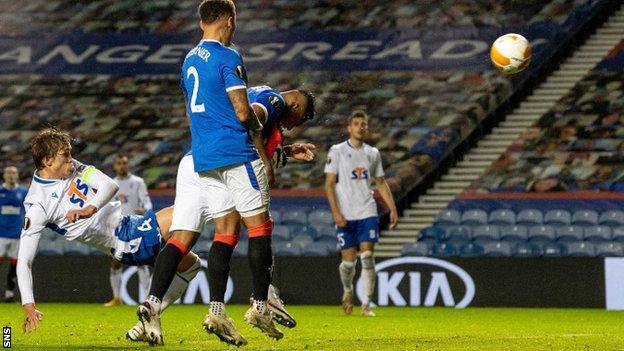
0, 166, 27, 302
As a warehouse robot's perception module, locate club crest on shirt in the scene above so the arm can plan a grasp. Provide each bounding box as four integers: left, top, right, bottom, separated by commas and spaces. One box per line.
269, 96, 280, 107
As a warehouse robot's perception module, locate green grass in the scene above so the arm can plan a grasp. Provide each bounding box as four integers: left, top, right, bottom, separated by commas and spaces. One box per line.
1, 304, 624, 350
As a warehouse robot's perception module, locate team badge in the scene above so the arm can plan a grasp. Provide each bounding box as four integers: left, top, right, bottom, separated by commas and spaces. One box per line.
23, 217, 30, 230
269, 96, 280, 107
236, 65, 248, 83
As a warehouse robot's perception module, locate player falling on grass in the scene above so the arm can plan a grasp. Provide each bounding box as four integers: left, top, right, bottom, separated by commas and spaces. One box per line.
16, 128, 202, 333
137, 0, 284, 346
0, 166, 27, 303
127, 84, 315, 343
325, 110, 398, 317
105, 153, 153, 307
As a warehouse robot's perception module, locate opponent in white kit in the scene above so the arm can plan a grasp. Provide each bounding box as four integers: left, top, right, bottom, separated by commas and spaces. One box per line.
17, 128, 201, 333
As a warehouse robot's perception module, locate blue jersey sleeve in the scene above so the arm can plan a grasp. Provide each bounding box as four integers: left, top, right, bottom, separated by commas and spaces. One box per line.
220, 50, 248, 91
253, 90, 285, 129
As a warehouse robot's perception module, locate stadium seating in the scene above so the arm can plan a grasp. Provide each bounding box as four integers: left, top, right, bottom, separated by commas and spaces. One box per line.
600, 211, 624, 227
401, 207, 624, 257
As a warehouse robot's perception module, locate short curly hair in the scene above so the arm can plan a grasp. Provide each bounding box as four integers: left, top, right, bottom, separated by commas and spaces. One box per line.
30, 128, 71, 169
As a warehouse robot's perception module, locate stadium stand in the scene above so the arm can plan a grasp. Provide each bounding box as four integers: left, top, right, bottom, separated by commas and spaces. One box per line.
1, 0, 618, 257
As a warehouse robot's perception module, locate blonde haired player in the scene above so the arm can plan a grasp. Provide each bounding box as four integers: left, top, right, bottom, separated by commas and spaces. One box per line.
325, 110, 398, 317
17, 128, 201, 334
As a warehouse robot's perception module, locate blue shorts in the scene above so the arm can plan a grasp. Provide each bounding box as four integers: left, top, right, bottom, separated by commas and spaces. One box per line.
112, 210, 162, 266
336, 216, 379, 250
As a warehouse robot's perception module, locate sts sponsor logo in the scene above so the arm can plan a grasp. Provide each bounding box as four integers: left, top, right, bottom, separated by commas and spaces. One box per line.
351, 166, 369, 180
67, 179, 89, 208
356, 257, 475, 308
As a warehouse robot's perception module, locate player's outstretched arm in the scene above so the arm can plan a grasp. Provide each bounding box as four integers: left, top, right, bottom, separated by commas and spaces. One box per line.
66, 163, 119, 222
284, 143, 316, 162
375, 177, 398, 229
17, 205, 45, 332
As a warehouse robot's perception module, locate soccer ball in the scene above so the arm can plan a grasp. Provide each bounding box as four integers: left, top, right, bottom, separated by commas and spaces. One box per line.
490, 33, 532, 75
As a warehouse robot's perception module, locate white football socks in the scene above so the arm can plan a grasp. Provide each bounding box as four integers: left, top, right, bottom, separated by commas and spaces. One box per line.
110, 267, 122, 299
137, 265, 151, 302
360, 250, 376, 306
339, 260, 356, 293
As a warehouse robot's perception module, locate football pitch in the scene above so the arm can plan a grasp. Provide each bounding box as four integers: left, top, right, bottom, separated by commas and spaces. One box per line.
1, 304, 624, 350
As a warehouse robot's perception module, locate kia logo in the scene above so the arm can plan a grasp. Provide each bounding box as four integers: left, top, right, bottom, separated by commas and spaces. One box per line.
356, 257, 475, 308
120, 259, 234, 305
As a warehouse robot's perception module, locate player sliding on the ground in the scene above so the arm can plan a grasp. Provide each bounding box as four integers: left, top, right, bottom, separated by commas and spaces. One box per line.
16, 128, 202, 333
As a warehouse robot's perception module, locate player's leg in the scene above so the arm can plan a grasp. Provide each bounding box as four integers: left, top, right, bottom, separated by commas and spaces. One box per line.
226, 159, 282, 339
4, 239, 18, 303
105, 259, 124, 306
357, 216, 380, 317
338, 224, 358, 315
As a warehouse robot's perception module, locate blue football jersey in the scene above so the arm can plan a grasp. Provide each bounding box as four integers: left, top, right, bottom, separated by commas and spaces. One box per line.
247, 85, 286, 139
0, 184, 27, 239
180, 39, 258, 173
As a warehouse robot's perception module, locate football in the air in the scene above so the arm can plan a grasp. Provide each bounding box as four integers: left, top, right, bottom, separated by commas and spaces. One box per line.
490, 33, 532, 75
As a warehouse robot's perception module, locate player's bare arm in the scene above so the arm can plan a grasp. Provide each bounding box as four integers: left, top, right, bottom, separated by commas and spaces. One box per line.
375, 177, 398, 229
228, 88, 275, 185
325, 172, 346, 227
284, 143, 316, 162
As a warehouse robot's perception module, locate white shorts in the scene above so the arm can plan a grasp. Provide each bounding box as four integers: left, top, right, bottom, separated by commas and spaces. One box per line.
170, 155, 214, 233
0, 237, 19, 259
199, 158, 270, 218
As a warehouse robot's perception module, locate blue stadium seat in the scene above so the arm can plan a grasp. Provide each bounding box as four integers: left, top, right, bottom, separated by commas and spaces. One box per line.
445, 225, 472, 241
64, 242, 91, 256
315, 225, 336, 241
599, 210, 624, 227
544, 210, 571, 226
472, 225, 501, 243
595, 242, 624, 257
488, 209, 516, 226
514, 242, 538, 257
541, 242, 563, 257
500, 225, 529, 242
434, 209, 461, 226
420, 226, 447, 242
612, 227, 624, 242
584, 226, 612, 242
528, 225, 556, 244
571, 210, 599, 226
516, 209, 543, 226
292, 234, 314, 247
401, 242, 432, 256
461, 209, 488, 226
564, 241, 595, 257
281, 209, 309, 226
233, 241, 248, 257
459, 243, 484, 257
482, 241, 513, 257
307, 209, 334, 226
272, 226, 291, 242
38, 239, 65, 255
555, 225, 584, 243
271, 210, 282, 224
287, 225, 318, 240
432, 242, 457, 257
301, 242, 330, 256
273, 242, 301, 256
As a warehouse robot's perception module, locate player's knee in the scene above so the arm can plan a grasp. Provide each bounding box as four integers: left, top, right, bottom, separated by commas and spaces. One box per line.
360, 250, 375, 270
247, 219, 273, 238
340, 260, 355, 271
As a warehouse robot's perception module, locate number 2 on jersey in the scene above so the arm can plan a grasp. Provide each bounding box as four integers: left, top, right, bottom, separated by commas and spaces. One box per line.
187, 66, 205, 113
